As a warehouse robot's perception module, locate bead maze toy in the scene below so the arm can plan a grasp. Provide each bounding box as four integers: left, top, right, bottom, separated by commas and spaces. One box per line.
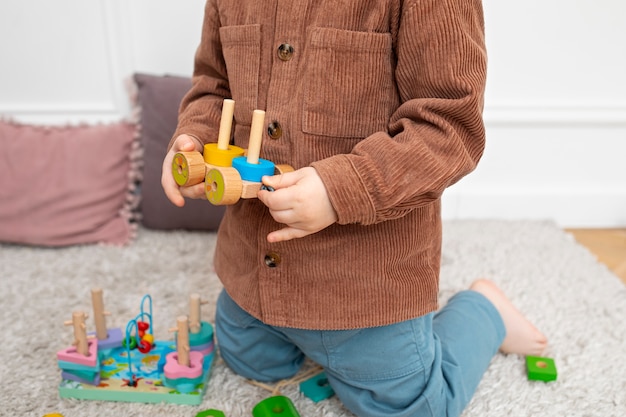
57, 290, 215, 405
171, 99, 293, 205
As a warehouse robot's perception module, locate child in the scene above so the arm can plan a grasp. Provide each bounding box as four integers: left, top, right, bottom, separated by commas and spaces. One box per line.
162, 0, 548, 415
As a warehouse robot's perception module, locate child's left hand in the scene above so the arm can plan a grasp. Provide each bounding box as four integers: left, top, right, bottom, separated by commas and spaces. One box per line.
257, 167, 338, 243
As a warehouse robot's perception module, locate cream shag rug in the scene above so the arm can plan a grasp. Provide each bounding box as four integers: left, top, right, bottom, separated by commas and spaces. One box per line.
1, 220, 624, 417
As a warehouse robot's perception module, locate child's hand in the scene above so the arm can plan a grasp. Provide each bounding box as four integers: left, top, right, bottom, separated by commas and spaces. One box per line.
161, 134, 205, 207
257, 167, 338, 243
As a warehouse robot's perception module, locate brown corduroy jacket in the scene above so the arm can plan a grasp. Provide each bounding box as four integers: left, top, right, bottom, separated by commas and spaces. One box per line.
172, 0, 487, 330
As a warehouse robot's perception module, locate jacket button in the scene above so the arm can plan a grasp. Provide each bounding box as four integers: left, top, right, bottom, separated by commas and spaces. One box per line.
267, 121, 282, 139
264, 252, 281, 268
277, 43, 294, 61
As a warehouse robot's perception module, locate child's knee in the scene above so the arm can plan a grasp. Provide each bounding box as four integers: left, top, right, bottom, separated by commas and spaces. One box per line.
218, 338, 305, 382
215, 291, 305, 382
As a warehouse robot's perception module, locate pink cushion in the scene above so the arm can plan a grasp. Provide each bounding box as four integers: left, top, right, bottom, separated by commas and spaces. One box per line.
0, 120, 140, 246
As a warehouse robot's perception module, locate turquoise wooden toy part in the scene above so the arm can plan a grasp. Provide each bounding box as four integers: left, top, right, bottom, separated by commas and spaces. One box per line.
232, 156, 275, 182
526, 356, 557, 382
252, 396, 301, 417
299, 372, 335, 402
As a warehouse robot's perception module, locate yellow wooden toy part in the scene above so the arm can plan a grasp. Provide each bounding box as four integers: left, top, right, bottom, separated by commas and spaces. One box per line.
171, 98, 242, 187
203, 143, 245, 167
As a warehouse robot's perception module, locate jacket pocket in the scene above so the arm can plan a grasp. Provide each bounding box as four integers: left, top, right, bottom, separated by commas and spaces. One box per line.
303, 27, 397, 139
219, 24, 261, 126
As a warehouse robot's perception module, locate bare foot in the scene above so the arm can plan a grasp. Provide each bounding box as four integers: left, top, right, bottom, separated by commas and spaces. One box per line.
470, 279, 548, 356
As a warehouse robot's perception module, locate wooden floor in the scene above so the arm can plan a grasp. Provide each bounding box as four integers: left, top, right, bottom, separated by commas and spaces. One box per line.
566, 228, 626, 285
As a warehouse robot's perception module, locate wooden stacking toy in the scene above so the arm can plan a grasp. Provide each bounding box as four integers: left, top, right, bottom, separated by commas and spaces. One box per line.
164, 316, 205, 394
188, 294, 215, 370
57, 291, 215, 405
57, 311, 100, 386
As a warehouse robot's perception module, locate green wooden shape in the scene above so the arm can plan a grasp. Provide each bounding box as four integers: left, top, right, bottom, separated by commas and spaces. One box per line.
252, 396, 301, 417
526, 356, 557, 382
195, 410, 226, 417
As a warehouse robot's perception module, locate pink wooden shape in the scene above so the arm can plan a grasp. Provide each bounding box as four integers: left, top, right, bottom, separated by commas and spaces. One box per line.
56, 339, 98, 366
163, 351, 204, 379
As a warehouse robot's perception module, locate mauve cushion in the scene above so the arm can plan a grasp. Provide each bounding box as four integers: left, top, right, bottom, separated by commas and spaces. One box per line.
133, 73, 225, 230
0, 120, 139, 246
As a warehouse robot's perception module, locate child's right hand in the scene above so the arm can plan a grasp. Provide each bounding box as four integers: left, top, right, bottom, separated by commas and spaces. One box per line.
161, 134, 205, 207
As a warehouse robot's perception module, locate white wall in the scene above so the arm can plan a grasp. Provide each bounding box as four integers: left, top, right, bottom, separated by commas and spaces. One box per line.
448, 0, 626, 228
1, 0, 624, 227
0, 0, 205, 123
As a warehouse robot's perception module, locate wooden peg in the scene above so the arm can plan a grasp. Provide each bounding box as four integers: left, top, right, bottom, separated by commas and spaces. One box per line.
64, 311, 89, 356
91, 288, 109, 341
246, 110, 266, 165
189, 293, 209, 334
217, 99, 235, 150
175, 316, 190, 367
189, 294, 202, 334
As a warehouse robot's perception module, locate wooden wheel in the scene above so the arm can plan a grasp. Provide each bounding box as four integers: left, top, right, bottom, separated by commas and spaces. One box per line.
205, 167, 242, 205
172, 151, 206, 186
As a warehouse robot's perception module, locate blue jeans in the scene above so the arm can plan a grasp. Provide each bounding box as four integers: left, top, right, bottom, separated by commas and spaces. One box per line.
215, 289, 505, 417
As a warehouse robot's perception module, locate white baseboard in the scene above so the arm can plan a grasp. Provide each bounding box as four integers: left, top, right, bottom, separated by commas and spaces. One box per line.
1, 111, 128, 126
484, 101, 626, 126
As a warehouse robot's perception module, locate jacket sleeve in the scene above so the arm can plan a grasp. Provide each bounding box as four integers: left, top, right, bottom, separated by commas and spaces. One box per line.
169, 0, 230, 150
311, 0, 487, 225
